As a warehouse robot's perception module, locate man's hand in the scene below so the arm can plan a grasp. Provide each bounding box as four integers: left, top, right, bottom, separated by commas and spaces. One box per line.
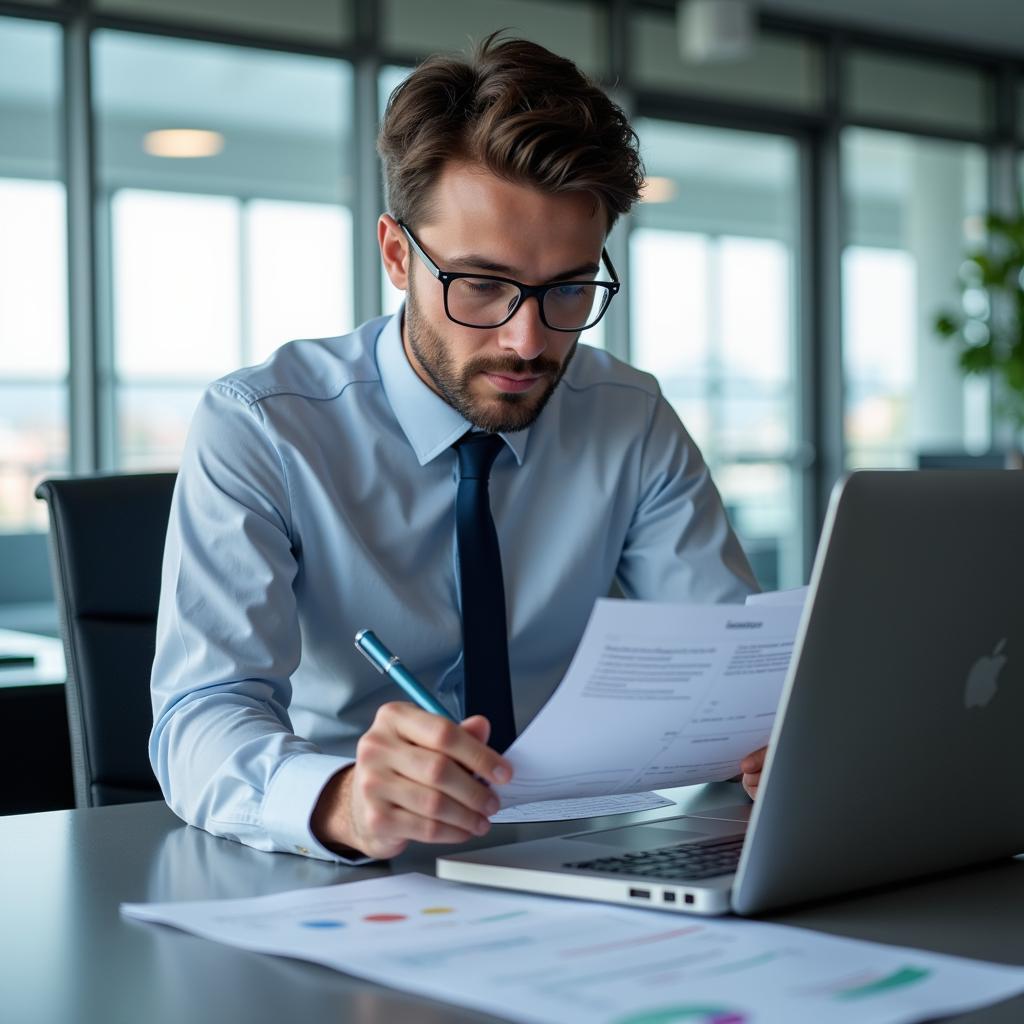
310, 702, 513, 860
740, 746, 767, 800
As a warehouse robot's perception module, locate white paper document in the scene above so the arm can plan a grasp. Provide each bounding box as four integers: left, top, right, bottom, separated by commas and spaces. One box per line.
745, 586, 810, 608
121, 873, 1024, 1024
490, 791, 674, 823
497, 599, 802, 808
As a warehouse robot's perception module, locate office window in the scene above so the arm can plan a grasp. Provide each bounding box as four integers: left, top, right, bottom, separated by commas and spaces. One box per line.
94, 0, 354, 47
94, 31, 354, 470
0, 17, 66, 533
842, 128, 988, 468
380, 65, 409, 319
247, 200, 352, 364
632, 12, 822, 112
846, 49, 992, 135
380, 0, 608, 77
630, 120, 803, 590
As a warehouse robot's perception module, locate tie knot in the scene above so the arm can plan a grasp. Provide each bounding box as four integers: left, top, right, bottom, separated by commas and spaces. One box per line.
454, 432, 505, 481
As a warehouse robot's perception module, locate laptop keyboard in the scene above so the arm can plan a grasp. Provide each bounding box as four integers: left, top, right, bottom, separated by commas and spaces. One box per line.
564, 835, 744, 881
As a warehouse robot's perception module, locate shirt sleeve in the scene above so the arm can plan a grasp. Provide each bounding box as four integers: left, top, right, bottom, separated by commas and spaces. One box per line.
615, 389, 760, 604
149, 383, 372, 864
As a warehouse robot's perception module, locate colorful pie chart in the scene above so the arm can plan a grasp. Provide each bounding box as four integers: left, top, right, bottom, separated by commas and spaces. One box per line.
614, 1007, 747, 1024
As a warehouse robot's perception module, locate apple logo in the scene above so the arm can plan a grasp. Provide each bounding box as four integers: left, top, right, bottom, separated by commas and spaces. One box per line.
964, 638, 1008, 709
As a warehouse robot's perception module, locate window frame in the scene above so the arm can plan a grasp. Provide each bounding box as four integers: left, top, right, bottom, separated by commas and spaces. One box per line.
0, 0, 1018, 586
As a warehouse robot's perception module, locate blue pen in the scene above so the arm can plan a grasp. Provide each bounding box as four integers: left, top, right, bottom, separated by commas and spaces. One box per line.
354, 629, 457, 721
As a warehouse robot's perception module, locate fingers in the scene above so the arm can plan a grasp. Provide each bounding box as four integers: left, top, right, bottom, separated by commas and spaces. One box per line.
341, 703, 515, 856
384, 703, 513, 785
385, 740, 500, 823
345, 757, 491, 858
739, 746, 767, 775
385, 771, 495, 836
738, 746, 768, 801
459, 714, 491, 747
353, 798, 482, 860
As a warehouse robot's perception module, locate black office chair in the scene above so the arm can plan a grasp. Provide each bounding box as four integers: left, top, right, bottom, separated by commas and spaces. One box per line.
35, 473, 177, 808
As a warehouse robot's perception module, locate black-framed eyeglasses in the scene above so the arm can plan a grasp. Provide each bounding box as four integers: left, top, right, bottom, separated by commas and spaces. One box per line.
399, 222, 620, 332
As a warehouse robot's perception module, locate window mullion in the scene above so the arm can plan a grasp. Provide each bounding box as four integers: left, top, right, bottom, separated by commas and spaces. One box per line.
63, 10, 101, 474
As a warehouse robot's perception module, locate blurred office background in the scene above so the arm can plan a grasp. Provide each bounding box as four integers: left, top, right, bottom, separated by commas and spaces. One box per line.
1, 0, 1022, 628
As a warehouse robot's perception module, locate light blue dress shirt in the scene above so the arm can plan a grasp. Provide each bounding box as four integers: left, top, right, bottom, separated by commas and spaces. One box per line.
150, 310, 757, 861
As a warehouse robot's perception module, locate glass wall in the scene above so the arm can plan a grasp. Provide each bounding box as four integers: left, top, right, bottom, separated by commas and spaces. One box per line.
841, 128, 989, 467
629, 120, 803, 590
631, 9, 822, 113
0, 0, 1020, 585
846, 49, 991, 135
0, 16, 67, 532
380, 64, 410, 319
381, 0, 608, 77
93, 31, 354, 469
95, 0, 354, 47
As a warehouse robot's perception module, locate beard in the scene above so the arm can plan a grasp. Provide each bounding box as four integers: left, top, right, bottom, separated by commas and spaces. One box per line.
404, 275, 577, 434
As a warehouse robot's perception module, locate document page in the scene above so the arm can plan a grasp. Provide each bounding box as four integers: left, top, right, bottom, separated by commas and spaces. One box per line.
490, 791, 674, 823
497, 600, 803, 808
745, 585, 809, 608
121, 873, 1024, 1024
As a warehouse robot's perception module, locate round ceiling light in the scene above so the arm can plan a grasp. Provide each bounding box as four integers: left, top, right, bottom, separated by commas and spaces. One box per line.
641, 177, 678, 203
143, 129, 225, 159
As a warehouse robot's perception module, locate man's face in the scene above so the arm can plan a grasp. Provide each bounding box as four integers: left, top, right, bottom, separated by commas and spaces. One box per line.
380, 161, 608, 433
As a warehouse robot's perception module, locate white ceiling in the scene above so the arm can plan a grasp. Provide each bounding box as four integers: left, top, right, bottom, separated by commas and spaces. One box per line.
759, 0, 1024, 57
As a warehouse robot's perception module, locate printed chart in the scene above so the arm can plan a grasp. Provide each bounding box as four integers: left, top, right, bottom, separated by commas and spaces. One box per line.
122, 874, 1024, 1024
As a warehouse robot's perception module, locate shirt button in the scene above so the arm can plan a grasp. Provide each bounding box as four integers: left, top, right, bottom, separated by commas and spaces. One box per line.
295, 845, 309, 855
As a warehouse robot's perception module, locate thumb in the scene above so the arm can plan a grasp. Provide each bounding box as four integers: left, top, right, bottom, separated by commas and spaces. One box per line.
460, 714, 491, 746
740, 746, 768, 774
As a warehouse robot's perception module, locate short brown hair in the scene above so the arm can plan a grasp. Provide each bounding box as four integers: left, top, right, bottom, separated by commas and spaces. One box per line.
377, 33, 643, 232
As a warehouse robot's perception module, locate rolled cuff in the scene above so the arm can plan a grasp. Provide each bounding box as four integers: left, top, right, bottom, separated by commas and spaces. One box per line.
261, 751, 374, 864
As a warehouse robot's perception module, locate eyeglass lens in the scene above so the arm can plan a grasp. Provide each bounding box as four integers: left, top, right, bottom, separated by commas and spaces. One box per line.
447, 278, 610, 330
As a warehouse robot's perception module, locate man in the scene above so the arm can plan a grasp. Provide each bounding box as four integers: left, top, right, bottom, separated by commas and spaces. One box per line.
150, 35, 764, 864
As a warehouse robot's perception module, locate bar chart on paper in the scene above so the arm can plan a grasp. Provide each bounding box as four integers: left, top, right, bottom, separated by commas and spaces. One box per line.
122, 873, 1024, 1024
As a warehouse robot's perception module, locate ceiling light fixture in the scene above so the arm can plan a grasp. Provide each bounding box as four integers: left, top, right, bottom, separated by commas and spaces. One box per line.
143, 129, 225, 159
678, 0, 756, 63
641, 177, 678, 203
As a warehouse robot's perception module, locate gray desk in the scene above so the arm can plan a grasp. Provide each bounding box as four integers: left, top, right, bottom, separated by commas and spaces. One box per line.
3, 786, 1023, 1024
0, 627, 65, 689
0, 627, 73, 814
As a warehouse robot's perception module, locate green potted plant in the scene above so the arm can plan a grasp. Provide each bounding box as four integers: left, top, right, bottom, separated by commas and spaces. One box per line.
934, 211, 1024, 437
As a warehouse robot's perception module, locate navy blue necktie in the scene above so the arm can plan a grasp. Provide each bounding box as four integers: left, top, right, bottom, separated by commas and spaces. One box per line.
454, 432, 517, 753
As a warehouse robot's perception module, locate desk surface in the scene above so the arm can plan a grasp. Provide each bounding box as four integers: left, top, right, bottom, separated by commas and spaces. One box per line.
0, 627, 65, 689
3, 786, 1023, 1024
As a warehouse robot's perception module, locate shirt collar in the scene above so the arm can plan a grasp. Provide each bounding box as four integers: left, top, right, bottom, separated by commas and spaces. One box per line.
376, 307, 530, 467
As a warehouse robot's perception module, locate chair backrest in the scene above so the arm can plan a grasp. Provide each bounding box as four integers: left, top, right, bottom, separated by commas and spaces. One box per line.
35, 473, 176, 807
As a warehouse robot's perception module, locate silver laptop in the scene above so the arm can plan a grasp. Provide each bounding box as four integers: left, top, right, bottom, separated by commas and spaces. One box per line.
438, 470, 1024, 915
